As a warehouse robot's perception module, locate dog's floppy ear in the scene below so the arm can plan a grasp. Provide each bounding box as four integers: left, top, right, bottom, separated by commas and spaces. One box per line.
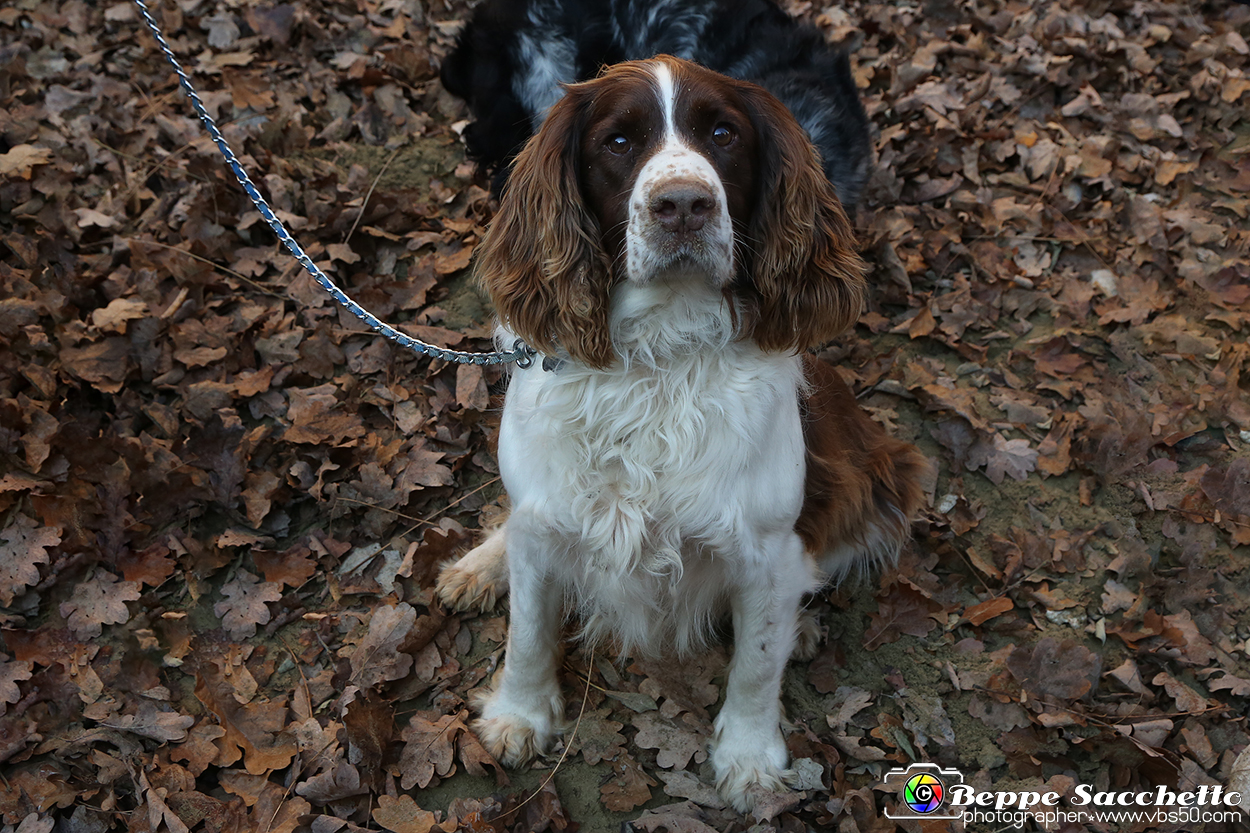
475, 83, 616, 369
739, 83, 866, 353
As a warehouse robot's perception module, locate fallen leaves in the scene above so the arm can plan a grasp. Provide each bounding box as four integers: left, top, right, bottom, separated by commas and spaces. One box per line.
0, 0, 1246, 829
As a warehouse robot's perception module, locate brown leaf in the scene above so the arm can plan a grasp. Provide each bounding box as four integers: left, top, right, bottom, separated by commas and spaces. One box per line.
252, 545, 318, 588
296, 759, 366, 804
863, 584, 943, 650
629, 801, 727, 833
1208, 672, 1250, 697
213, 570, 282, 640
283, 384, 367, 444
1151, 672, 1208, 714
1006, 638, 1101, 701
89, 297, 148, 333
632, 712, 707, 770
824, 686, 874, 732
0, 654, 32, 710
0, 514, 60, 605
343, 693, 394, 787
59, 569, 141, 639
101, 701, 195, 742
967, 694, 1031, 732
169, 720, 227, 776
394, 446, 454, 493
1105, 659, 1150, 696
0, 144, 55, 179
981, 435, 1038, 484
398, 711, 461, 790
60, 337, 131, 393
455, 363, 489, 411
116, 542, 176, 587
372, 794, 455, 833
600, 754, 657, 812
570, 708, 626, 765
457, 725, 507, 785
964, 596, 1014, 626
656, 770, 725, 809
348, 603, 417, 690
194, 672, 297, 774
433, 243, 474, 275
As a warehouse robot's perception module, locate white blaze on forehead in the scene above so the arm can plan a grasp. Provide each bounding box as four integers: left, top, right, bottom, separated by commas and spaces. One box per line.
651, 59, 679, 144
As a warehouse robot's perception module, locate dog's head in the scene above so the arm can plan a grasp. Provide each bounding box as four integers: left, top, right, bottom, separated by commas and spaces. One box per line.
475, 55, 866, 368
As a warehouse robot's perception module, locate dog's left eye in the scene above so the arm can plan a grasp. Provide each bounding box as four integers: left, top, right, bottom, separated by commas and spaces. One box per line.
712, 124, 735, 147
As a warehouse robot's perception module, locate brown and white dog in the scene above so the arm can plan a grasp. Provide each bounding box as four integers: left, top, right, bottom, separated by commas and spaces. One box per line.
436, 56, 927, 812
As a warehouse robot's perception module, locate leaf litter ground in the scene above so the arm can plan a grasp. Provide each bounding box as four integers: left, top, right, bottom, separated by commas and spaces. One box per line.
1, 0, 1249, 831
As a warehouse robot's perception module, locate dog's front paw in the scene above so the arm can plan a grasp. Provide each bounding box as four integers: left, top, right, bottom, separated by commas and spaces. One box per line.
435, 528, 509, 613
471, 686, 562, 767
711, 726, 794, 814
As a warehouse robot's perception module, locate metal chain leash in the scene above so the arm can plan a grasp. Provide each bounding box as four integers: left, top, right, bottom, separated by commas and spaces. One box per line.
132, 0, 536, 368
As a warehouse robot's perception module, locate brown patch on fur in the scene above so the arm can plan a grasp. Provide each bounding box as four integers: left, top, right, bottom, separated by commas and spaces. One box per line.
796, 355, 928, 556
738, 85, 866, 353
474, 80, 616, 369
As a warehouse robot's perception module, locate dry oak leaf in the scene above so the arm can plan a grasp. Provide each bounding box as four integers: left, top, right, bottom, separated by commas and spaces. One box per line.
0, 144, 54, 179
1006, 637, 1101, 701
455, 363, 489, 411
632, 711, 707, 770
0, 514, 60, 605
0, 654, 33, 709
1151, 672, 1208, 714
1207, 672, 1250, 697
657, 769, 726, 809
89, 297, 148, 333
296, 759, 368, 804
60, 337, 131, 393
101, 701, 195, 742
964, 596, 1014, 626
600, 754, 658, 812
194, 673, 297, 774
825, 686, 874, 732
116, 543, 176, 587
252, 546, 318, 588
630, 801, 733, 833
398, 711, 462, 790
863, 583, 943, 650
373, 794, 457, 833
457, 725, 507, 784
169, 720, 227, 776
246, 781, 310, 833
983, 435, 1038, 484
59, 569, 141, 639
348, 602, 417, 690
214, 570, 282, 640
570, 708, 626, 765
137, 768, 190, 833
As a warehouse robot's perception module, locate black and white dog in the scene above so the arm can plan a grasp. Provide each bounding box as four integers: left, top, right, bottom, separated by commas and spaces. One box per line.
440, 0, 872, 209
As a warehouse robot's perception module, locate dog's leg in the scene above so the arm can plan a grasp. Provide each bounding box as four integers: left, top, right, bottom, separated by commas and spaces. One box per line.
471, 519, 563, 766
712, 530, 811, 813
435, 523, 509, 612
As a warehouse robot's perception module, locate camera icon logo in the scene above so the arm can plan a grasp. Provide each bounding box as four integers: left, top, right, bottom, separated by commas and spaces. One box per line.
883, 763, 966, 820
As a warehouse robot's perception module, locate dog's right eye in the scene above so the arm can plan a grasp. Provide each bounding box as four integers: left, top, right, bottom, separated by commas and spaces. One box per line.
606, 133, 631, 155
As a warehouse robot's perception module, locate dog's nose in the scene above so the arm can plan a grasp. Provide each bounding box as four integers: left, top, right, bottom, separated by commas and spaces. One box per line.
649, 183, 716, 233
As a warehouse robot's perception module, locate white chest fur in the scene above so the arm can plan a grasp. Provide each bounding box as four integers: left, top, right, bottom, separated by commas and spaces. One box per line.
496, 283, 808, 654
